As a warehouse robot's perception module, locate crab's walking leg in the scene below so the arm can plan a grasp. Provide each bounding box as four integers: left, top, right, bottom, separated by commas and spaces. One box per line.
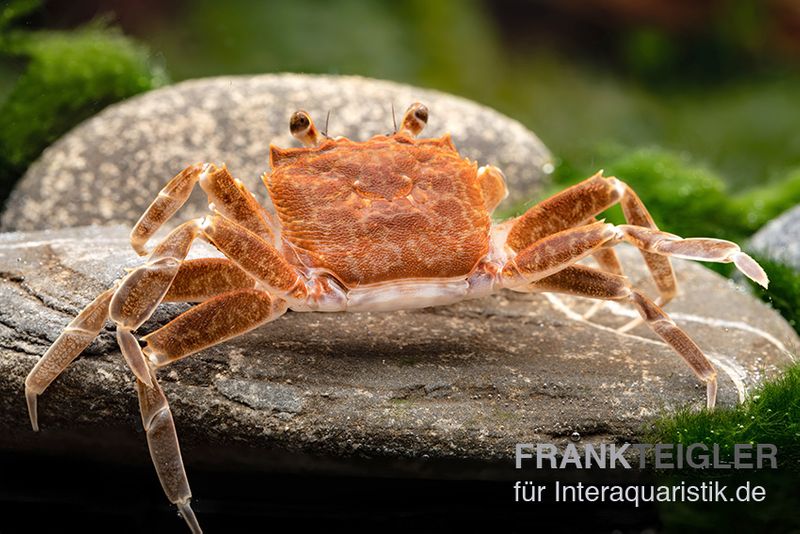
164, 258, 255, 302
523, 265, 718, 408
131, 163, 276, 256
618, 185, 677, 305
615, 225, 768, 287
130, 164, 204, 256
200, 213, 305, 298
197, 164, 276, 242
144, 288, 287, 366
581, 218, 624, 319
504, 220, 767, 289
24, 219, 204, 429
506, 172, 768, 326
506, 172, 677, 306
24, 287, 115, 431
501, 221, 620, 283
111, 219, 202, 386
136, 366, 201, 534
592, 246, 624, 276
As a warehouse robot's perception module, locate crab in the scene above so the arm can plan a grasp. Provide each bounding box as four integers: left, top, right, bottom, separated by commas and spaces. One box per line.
24, 102, 768, 533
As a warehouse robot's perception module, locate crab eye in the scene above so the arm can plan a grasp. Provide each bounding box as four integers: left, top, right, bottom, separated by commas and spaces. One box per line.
413, 105, 428, 124
399, 102, 428, 137
289, 110, 321, 147
290, 111, 311, 134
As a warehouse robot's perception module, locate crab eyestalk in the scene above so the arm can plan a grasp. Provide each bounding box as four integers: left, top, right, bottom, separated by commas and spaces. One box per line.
399, 102, 428, 137
289, 110, 322, 147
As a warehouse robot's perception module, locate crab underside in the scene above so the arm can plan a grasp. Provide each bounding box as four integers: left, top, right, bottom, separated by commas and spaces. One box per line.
24, 103, 768, 533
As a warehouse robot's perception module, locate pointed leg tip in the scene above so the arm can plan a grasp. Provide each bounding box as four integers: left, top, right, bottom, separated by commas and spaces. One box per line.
732, 252, 769, 289
177, 500, 202, 534
706, 379, 718, 411
25, 389, 39, 431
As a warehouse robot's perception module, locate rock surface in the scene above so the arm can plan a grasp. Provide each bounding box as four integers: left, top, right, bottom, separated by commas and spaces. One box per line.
0, 226, 795, 475
1, 74, 552, 232
750, 204, 800, 269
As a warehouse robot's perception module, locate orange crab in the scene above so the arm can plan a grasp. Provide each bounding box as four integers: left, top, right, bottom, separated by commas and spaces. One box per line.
24, 103, 768, 533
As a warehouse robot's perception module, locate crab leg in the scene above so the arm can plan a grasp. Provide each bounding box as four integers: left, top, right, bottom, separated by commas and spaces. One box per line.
522, 265, 718, 408
164, 258, 255, 302
130, 164, 204, 256
112, 219, 204, 386
618, 185, 677, 305
198, 164, 275, 242
506, 172, 624, 249
580, 218, 624, 276
131, 163, 276, 256
502, 221, 619, 284
144, 288, 287, 367
24, 287, 115, 431
136, 366, 201, 534
25, 218, 204, 428
506, 172, 676, 306
504, 220, 767, 289
201, 213, 305, 298
614, 225, 768, 287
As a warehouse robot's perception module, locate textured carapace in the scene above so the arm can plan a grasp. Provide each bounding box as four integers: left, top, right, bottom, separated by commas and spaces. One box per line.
267, 132, 496, 287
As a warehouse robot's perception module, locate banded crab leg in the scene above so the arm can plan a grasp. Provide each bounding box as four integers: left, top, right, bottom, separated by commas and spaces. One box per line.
26, 209, 304, 533
505, 172, 768, 327
502, 221, 768, 408
131, 163, 276, 256
25, 218, 203, 429
163, 258, 255, 303
501, 221, 767, 289
518, 265, 719, 408
506, 172, 677, 309
24, 287, 116, 431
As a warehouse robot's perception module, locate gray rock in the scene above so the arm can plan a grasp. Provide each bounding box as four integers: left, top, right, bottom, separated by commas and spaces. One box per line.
1, 74, 552, 232
750, 204, 800, 270
0, 226, 795, 475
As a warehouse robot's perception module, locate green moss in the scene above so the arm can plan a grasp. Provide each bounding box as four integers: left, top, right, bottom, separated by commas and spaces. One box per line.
731, 169, 800, 232
647, 361, 800, 470
0, 17, 167, 199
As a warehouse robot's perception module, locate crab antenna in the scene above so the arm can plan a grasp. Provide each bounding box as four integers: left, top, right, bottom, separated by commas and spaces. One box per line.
322, 110, 332, 138
399, 102, 428, 137
289, 110, 322, 147
391, 103, 397, 133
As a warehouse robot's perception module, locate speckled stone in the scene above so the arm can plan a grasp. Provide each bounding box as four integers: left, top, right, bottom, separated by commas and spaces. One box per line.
750, 204, 800, 270
1, 74, 552, 232
0, 226, 795, 475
